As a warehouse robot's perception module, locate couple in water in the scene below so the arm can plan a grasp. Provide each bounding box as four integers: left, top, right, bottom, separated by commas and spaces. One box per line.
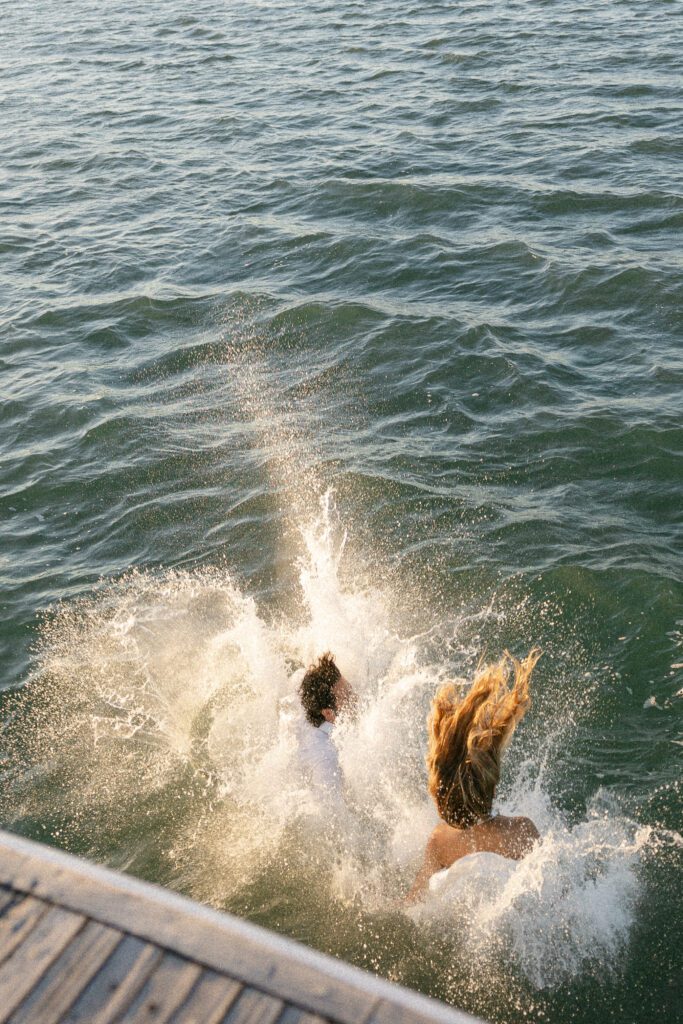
298, 648, 542, 902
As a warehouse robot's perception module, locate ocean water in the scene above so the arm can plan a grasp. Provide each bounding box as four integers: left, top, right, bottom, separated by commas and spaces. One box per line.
1, 2, 682, 1022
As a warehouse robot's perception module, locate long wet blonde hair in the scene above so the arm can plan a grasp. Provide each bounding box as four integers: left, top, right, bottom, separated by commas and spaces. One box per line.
427, 649, 541, 828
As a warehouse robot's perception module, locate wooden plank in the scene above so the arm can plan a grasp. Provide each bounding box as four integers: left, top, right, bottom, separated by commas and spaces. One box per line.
8, 919, 123, 1024
0, 831, 479, 1024
0, 896, 47, 965
168, 970, 242, 1024
369, 1000, 472, 1024
276, 1007, 329, 1024
0, 839, 376, 1024
0, 889, 16, 915
61, 935, 162, 1024
222, 987, 284, 1024
115, 952, 202, 1023
0, 905, 84, 1023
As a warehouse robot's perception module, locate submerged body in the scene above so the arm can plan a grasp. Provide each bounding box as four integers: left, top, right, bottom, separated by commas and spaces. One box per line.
296, 652, 356, 807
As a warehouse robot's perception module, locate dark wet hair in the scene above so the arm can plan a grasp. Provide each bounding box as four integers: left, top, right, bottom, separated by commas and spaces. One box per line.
299, 652, 341, 727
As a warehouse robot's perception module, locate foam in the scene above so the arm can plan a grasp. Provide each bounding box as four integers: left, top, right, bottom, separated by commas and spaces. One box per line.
408, 801, 647, 989
2, 491, 664, 990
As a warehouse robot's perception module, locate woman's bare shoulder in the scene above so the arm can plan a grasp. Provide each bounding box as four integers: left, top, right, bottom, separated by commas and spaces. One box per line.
518, 815, 540, 839
491, 815, 540, 856
431, 822, 475, 864
505, 815, 540, 840
429, 815, 540, 869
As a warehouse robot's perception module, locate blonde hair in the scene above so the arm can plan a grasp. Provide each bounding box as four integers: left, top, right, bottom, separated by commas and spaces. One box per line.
427, 649, 541, 828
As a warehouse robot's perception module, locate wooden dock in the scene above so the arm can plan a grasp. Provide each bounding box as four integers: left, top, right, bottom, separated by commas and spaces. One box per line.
0, 829, 480, 1024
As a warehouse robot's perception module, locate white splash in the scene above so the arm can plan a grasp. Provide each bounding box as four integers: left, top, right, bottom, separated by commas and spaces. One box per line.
7, 490, 659, 992
409, 796, 647, 989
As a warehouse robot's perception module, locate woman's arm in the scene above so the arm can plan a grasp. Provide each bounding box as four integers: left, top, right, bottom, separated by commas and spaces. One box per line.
404, 833, 442, 904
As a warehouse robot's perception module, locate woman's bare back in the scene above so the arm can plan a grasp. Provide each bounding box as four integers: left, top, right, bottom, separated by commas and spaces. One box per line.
407, 815, 539, 902
434, 814, 539, 864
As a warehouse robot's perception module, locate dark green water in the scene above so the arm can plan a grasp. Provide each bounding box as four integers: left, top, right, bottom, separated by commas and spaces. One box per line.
1, 2, 681, 1022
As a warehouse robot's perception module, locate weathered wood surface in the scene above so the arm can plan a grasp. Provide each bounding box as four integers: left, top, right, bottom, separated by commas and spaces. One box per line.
0, 829, 481, 1024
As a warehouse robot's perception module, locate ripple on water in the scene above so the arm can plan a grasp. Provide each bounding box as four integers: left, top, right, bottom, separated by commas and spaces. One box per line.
1, 3, 682, 1022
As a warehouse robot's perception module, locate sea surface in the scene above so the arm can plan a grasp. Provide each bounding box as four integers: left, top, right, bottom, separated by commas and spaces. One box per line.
1, 2, 682, 1022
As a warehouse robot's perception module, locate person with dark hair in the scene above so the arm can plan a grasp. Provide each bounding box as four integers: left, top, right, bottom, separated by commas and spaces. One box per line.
299, 652, 355, 726
296, 652, 356, 801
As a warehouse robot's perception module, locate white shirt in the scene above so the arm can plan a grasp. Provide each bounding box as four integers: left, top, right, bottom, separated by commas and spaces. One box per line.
297, 720, 343, 805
